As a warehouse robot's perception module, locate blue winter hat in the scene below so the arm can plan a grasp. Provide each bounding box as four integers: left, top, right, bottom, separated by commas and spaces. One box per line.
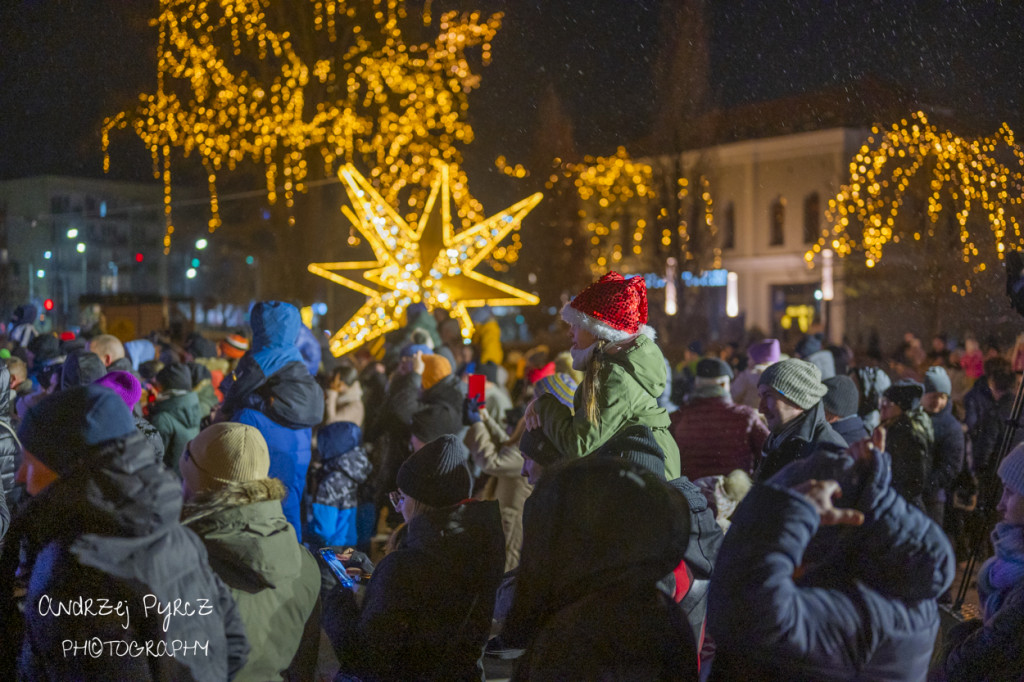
319, 421, 363, 460
18, 385, 136, 476
400, 344, 434, 358
923, 366, 952, 396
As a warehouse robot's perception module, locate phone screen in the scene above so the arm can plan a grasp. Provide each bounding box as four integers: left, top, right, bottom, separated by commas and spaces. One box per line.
468, 373, 486, 402
319, 548, 356, 589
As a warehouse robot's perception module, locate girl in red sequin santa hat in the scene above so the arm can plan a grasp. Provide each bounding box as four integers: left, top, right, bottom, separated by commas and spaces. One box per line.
523, 272, 680, 479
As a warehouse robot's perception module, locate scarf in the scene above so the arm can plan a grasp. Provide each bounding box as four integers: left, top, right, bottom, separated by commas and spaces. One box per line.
978, 522, 1024, 624
570, 342, 599, 371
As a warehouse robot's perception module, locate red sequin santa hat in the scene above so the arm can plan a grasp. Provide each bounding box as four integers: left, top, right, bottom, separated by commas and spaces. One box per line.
560, 272, 655, 342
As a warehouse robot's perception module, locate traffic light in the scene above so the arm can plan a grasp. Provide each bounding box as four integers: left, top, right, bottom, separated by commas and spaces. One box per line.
135, 252, 144, 263
43, 298, 54, 311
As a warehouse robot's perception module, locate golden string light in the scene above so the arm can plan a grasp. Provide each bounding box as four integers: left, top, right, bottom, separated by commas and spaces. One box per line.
525, 147, 715, 276
807, 111, 1024, 293
309, 163, 542, 357
102, 0, 505, 256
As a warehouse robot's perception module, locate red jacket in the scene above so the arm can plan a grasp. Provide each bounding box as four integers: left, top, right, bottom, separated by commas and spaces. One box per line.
669, 396, 768, 480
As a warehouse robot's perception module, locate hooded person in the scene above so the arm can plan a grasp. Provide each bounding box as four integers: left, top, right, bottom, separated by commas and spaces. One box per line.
940, 442, 1024, 680
524, 272, 681, 479
755, 358, 846, 481
218, 301, 325, 540
124, 338, 157, 372
503, 455, 698, 681
708, 435, 955, 681
323, 435, 505, 681
94, 370, 166, 464
307, 421, 372, 548
148, 362, 203, 474
59, 350, 107, 391
181, 423, 321, 682
8, 304, 39, 349
0, 385, 249, 680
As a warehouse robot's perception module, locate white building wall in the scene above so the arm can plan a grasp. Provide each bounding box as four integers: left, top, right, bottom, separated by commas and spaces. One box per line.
679, 127, 869, 341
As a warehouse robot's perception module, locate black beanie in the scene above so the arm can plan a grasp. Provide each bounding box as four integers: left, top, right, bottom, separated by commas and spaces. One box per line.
884, 380, 924, 412
519, 427, 565, 467
61, 351, 107, 391
18, 385, 136, 476
822, 375, 859, 418
396, 434, 472, 508
479, 361, 500, 385
28, 333, 60, 364
410, 405, 462, 443
592, 425, 666, 480
157, 363, 193, 391
695, 357, 733, 380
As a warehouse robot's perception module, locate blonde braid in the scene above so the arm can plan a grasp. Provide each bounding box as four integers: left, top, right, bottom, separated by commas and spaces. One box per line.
580, 340, 607, 425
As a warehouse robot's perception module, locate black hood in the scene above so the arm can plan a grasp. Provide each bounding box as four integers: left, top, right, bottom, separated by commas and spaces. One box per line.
259, 360, 325, 429
505, 457, 690, 646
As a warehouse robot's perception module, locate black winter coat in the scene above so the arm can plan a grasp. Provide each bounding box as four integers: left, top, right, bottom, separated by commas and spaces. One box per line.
756, 402, 847, 482
0, 434, 249, 681
505, 457, 698, 681
710, 448, 955, 681
325, 500, 505, 681
925, 404, 964, 501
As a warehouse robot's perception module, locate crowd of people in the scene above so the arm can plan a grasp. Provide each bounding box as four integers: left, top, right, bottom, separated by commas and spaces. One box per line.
0, 274, 1021, 680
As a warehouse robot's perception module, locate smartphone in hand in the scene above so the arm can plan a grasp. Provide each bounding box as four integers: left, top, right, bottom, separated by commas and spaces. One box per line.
468, 373, 486, 403
319, 548, 357, 589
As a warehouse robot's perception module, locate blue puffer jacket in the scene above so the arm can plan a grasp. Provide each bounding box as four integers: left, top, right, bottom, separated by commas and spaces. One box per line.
708, 448, 955, 681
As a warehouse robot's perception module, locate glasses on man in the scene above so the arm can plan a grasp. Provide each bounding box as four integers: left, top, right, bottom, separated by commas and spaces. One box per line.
389, 490, 405, 511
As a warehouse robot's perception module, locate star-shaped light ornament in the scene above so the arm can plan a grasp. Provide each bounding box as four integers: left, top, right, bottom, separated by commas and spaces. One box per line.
310, 164, 543, 357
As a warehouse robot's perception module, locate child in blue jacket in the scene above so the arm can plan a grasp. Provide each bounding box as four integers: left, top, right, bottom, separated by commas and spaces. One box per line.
308, 421, 372, 548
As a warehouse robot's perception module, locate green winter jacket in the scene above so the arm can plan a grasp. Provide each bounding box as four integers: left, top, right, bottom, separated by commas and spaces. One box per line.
148, 390, 203, 474
535, 334, 681, 479
183, 479, 321, 682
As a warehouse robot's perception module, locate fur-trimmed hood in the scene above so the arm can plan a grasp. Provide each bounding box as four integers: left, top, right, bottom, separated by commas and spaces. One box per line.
181, 478, 287, 524
182, 478, 304, 592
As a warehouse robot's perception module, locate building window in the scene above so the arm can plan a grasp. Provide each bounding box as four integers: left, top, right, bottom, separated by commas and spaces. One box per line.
803, 192, 820, 244
723, 202, 735, 249
770, 197, 786, 246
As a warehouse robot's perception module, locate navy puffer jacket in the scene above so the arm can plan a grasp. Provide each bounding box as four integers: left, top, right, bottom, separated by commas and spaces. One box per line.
708, 447, 955, 681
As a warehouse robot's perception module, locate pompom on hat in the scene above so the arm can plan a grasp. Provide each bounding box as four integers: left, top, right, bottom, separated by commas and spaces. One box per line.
561, 272, 655, 343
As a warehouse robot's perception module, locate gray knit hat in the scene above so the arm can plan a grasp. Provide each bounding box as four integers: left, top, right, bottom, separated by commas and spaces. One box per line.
999, 442, 1024, 496
822, 375, 859, 418
758, 358, 827, 410
923, 366, 952, 396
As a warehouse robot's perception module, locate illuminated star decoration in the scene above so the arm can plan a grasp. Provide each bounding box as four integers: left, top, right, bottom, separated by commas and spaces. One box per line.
309, 164, 542, 357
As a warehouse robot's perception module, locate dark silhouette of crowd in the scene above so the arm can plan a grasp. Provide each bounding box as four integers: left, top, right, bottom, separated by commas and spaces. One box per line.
0, 282, 1021, 681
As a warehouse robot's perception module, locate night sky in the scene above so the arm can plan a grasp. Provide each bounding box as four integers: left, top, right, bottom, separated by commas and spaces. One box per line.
1, 0, 1022, 186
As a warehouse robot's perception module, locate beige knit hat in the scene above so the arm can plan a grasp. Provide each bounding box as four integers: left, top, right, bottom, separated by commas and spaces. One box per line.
181, 423, 270, 493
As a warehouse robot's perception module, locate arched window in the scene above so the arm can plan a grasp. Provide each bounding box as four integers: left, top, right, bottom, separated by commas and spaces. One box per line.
803, 192, 820, 244
770, 197, 786, 246
722, 202, 735, 249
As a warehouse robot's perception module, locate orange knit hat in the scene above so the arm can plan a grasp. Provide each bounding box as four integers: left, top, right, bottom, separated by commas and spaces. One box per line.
421, 355, 452, 390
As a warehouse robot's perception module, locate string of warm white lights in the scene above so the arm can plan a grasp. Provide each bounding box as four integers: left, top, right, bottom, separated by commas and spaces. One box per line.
807, 111, 1024, 295
102, 0, 508, 261
498, 147, 716, 276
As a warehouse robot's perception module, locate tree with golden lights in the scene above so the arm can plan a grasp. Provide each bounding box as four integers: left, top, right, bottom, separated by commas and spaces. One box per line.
808, 111, 1024, 332
102, 0, 507, 261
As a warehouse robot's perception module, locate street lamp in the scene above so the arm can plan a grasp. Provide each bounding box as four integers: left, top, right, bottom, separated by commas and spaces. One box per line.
66, 228, 78, 239
195, 238, 208, 250
76, 242, 86, 253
